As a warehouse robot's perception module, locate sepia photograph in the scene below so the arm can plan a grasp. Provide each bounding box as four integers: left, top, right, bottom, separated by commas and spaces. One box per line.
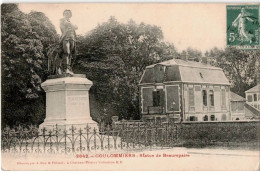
1, 2, 260, 171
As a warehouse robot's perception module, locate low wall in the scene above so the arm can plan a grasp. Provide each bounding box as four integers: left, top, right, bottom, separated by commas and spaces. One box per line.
180, 121, 260, 147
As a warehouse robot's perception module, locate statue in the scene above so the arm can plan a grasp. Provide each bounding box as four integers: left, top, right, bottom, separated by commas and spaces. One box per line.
60, 9, 78, 74
41, 10, 98, 132
232, 8, 255, 43
47, 9, 78, 75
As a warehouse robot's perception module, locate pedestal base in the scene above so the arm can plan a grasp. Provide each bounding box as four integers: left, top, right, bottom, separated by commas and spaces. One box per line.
39, 119, 99, 131
39, 75, 99, 131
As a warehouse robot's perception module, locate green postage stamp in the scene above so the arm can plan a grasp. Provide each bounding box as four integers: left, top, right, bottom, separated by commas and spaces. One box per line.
227, 5, 260, 49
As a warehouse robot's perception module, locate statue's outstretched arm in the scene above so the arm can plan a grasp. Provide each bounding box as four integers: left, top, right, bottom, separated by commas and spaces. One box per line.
246, 17, 254, 22
232, 13, 241, 26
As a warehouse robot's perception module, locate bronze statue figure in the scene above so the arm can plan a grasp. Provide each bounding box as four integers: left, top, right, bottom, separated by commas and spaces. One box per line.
47, 9, 78, 75
60, 9, 78, 74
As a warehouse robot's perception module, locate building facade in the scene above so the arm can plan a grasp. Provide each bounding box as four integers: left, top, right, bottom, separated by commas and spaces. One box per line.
139, 59, 231, 122
230, 92, 246, 120
245, 84, 260, 119
245, 84, 260, 110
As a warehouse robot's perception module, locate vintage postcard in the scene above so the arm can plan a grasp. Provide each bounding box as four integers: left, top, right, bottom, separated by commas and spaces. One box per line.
1, 3, 260, 171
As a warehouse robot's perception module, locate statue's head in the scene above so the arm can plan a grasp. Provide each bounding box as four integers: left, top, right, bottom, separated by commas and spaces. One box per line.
63, 9, 72, 18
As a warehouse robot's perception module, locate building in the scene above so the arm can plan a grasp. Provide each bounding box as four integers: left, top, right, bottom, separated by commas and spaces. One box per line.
245, 84, 260, 110
139, 59, 231, 123
230, 92, 246, 120
245, 84, 260, 118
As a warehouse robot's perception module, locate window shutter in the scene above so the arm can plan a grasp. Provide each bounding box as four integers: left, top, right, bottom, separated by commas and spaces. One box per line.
166, 85, 179, 112
159, 89, 165, 107
188, 87, 195, 107
142, 87, 153, 113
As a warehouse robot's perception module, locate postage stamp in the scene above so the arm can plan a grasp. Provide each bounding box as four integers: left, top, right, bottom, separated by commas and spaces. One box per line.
227, 5, 260, 49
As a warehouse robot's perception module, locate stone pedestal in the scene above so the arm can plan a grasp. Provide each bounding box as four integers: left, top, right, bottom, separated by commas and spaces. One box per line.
39, 75, 99, 131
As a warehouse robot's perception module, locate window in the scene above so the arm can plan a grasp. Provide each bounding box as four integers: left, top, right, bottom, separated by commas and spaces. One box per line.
209, 90, 214, 106
203, 115, 208, 121
202, 90, 207, 106
153, 91, 160, 106
210, 115, 215, 121
142, 87, 154, 113
231, 102, 237, 111
231, 101, 244, 111
253, 94, 257, 101
221, 114, 226, 121
153, 90, 163, 107
189, 116, 197, 121
221, 89, 226, 106
236, 118, 240, 120
247, 95, 252, 102
188, 87, 195, 107
237, 102, 244, 111
166, 86, 179, 112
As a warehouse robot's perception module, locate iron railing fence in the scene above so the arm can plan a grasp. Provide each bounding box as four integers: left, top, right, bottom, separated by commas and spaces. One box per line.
1, 122, 182, 154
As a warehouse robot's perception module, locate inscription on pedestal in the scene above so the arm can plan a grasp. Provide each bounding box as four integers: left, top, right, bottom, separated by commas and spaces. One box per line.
67, 96, 88, 106
66, 92, 90, 119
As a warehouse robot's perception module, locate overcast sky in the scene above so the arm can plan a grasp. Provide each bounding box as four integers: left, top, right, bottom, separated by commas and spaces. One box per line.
19, 3, 226, 53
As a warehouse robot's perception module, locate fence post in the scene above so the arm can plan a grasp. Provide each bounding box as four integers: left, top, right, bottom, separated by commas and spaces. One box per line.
42, 127, 46, 153
86, 124, 90, 151
55, 124, 59, 152
78, 128, 83, 152
71, 125, 75, 153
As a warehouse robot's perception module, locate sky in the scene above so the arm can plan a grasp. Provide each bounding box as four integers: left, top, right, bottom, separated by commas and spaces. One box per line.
19, 3, 227, 53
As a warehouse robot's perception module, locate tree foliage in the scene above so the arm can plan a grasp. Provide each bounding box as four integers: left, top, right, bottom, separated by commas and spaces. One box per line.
1, 4, 59, 127
179, 47, 202, 61
208, 47, 259, 96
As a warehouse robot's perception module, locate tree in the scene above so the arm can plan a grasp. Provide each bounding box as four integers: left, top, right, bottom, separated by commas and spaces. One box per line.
74, 17, 178, 121
179, 47, 202, 61
209, 47, 259, 96
1, 4, 59, 127
27, 11, 59, 57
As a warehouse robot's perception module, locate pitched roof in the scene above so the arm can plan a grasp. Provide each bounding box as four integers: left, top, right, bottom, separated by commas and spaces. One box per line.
245, 103, 260, 116
147, 59, 221, 70
245, 84, 260, 93
140, 59, 230, 85
230, 92, 246, 102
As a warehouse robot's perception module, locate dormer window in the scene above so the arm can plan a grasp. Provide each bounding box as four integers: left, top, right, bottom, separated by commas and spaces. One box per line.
200, 72, 203, 78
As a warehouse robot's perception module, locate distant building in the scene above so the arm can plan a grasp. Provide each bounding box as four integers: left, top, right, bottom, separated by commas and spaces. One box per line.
230, 92, 246, 120
245, 84, 260, 110
245, 84, 260, 119
139, 59, 231, 123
